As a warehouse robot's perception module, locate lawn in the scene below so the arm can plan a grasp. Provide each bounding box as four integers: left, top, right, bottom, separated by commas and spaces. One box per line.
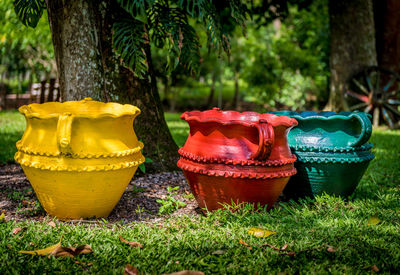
0, 110, 400, 273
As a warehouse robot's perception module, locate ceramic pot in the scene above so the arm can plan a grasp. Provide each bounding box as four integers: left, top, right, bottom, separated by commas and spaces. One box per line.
271, 111, 374, 198
14, 98, 145, 220
178, 108, 298, 211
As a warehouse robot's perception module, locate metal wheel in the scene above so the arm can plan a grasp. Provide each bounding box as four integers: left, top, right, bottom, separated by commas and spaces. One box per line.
346, 66, 400, 128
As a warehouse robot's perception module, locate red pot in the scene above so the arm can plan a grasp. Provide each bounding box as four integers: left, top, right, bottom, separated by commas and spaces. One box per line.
177, 108, 298, 211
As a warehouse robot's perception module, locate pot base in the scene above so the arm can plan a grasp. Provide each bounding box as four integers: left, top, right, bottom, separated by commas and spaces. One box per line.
22, 166, 137, 220
183, 171, 290, 212
283, 161, 371, 199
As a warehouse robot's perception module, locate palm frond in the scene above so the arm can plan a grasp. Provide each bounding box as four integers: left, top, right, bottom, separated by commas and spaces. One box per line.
113, 17, 148, 77
13, 0, 46, 28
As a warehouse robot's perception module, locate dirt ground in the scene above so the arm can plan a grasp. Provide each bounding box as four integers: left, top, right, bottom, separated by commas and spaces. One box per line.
0, 164, 201, 223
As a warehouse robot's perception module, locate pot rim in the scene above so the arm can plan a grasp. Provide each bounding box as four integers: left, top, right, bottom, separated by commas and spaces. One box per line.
181, 108, 297, 128
270, 110, 372, 121
18, 98, 140, 119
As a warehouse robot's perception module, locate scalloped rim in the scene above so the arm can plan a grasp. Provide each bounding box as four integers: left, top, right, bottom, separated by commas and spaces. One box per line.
18, 98, 140, 119
270, 110, 372, 121
16, 140, 144, 159
178, 158, 297, 179
290, 143, 373, 153
181, 108, 297, 128
178, 148, 296, 166
14, 151, 145, 172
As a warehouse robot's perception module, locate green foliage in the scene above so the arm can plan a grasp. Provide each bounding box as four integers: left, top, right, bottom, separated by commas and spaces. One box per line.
0, 110, 25, 164
113, 17, 148, 78
138, 157, 153, 173
156, 186, 186, 215
1, 0, 54, 85
13, 0, 45, 28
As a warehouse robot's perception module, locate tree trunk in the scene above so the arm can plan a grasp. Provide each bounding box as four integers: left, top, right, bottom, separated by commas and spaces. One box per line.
46, 0, 179, 172
39, 79, 46, 103
326, 0, 377, 111
47, 78, 55, 101
374, 0, 400, 73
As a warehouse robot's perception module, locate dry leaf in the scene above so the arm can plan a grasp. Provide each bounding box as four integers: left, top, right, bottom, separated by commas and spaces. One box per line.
212, 250, 225, 255
48, 221, 56, 228
51, 244, 93, 258
119, 236, 143, 248
327, 246, 336, 253
287, 251, 297, 257
281, 244, 288, 251
239, 239, 252, 250
371, 265, 379, 272
248, 227, 276, 238
124, 264, 139, 275
19, 236, 63, 255
12, 227, 22, 235
262, 243, 281, 251
162, 271, 204, 275
368, 216, 381, 225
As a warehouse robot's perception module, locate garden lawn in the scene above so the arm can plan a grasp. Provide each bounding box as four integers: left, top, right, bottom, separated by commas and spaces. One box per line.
0, 110, 400, 273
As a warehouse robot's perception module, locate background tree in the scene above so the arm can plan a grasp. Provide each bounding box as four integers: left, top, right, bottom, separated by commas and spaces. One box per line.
13, 0, 248, 172
326, 0, 377, 111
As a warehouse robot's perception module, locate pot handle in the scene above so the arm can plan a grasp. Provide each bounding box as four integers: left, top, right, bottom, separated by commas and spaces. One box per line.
350, 111, 372, 147
57, 112, 74, 154
250, 119, 275, 160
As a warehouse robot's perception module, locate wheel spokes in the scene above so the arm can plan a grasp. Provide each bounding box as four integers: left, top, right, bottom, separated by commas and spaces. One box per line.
382, 107, 394, 128
346, 90, 370, 103
364, 104, 373, 113
352, 78, 370, 96
384, 103, 400, 117
349, 102, 368, 111
383, 76, 397, 92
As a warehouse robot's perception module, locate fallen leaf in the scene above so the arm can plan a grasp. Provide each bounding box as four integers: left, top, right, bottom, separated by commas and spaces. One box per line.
368, 216, 381, 225
248, 227, 276, 238
162, 271, 204, 275
51, 244, 93, 258
281, 244, 288, 251
19, 236, 63, 255
119, 236, 143, 248
48, 221, 56, 228
239, 239, 252, 250
286, 251, 297, 257
212, 250, 225, 255
12, 227, 22, 235
327, 246, 336, 253
175, 260, 180, 264
0, 213, 5, 222
124, 264, 139, 275
371, 265, 379, 272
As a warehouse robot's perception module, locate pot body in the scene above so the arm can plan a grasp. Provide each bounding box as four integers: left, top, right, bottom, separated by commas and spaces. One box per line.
14, 98, 144, 220
271, 111, 374, 199
178, 109, 298, 211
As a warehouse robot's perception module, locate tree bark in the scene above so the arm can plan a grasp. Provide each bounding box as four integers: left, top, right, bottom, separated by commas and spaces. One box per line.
374, 0, 400, 73
46, 0, 179, 172
326, 0, 377, 111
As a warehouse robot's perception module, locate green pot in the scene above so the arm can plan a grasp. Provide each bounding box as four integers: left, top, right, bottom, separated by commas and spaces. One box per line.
270, 111, 374, 198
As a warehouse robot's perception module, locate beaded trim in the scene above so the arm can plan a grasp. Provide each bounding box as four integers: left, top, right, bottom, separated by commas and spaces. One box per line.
177, 158, 296, 179
16, 140, 144, 159
14, 152, 145, 172
294, 152, 375, 164
290, 143, 373, 153
178, 148, 296, 166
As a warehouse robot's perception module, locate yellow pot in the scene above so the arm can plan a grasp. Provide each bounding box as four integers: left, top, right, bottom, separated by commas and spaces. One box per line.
14, 98, 145, 220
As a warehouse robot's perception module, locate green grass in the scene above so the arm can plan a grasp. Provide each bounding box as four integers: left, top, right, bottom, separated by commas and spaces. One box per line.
1, 111, 400, 273
0, 110, 25, 164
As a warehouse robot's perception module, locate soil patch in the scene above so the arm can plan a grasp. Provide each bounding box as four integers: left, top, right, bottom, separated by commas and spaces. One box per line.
0, 164, 201, 223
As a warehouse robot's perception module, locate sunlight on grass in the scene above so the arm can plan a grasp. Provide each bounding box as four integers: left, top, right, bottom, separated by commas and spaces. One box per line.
0, 111, 399, 273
